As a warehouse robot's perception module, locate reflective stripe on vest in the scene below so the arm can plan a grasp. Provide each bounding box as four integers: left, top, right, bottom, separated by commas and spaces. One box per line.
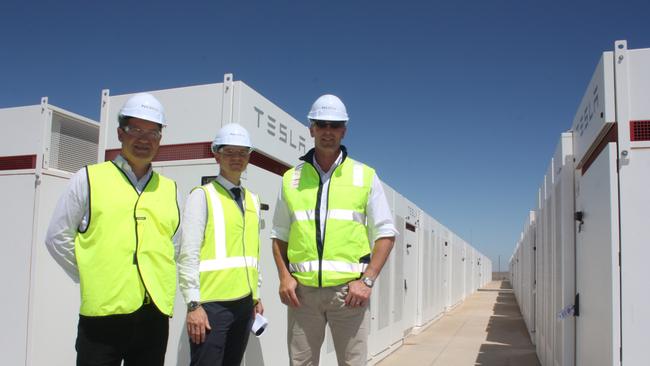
198, 181, 260, 301
75, 161, 179, 317
283, 157, 375, 287
291, 209, 366, 225
289, 260, 368, 274
352, 162, 364, 187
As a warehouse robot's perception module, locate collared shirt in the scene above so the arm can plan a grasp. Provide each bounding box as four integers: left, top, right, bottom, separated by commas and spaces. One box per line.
178, 175, 262, 304
270, 151, 398, 243
45, 155, 180, 283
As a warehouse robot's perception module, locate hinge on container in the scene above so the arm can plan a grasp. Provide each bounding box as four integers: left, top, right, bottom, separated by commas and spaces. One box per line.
574, 293, 580, 317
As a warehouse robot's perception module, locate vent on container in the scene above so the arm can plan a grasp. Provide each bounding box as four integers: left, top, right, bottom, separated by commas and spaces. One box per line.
630, 120, 650, 141
50, 112, 99, 173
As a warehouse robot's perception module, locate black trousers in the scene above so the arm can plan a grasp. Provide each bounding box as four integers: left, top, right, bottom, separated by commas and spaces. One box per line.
75, 302, 169, 366
190, 295, 254, 366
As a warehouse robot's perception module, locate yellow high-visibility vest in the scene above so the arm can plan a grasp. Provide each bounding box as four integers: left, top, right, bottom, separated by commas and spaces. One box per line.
282, 154, 374, 287
75, 161, 179, 316
198, 181, 260, 301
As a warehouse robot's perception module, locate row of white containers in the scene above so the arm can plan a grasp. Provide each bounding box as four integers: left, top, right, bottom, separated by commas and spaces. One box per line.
510, 40, 650, 366
0, 74, 492, 365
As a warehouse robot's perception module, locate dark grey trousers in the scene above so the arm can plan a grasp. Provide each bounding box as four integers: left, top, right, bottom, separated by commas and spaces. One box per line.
190, 295, 254, 366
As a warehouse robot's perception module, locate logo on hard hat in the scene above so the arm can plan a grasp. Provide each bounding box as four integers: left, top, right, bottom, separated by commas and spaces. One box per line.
140, 104, 160, 112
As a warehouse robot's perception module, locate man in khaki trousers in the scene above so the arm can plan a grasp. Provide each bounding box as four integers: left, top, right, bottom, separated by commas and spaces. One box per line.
271, 94, 397, 366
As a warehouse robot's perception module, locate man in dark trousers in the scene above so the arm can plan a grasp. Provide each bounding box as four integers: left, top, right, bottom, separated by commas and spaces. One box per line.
178, 123, 264, 365
46, 93, 180, 366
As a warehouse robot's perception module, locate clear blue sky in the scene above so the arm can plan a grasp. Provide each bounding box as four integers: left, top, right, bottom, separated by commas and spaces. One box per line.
2, 0, 650, 270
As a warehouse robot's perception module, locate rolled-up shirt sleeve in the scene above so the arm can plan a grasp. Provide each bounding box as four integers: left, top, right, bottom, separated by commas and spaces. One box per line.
270, 188, 291, 242
367, 173, 398, 242
45, 168, 89, 283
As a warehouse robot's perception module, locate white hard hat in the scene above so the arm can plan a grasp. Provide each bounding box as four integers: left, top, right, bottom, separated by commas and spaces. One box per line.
307, 94, 349, 122
211, 123, 253, 153
118, 93, 167, 126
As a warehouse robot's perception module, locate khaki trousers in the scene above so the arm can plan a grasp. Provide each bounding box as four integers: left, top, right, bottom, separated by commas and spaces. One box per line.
288, 283, 370, 366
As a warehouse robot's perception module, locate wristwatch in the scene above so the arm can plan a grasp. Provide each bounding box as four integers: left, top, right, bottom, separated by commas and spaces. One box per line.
361, 276, 375, 288
187, 301, 201, 312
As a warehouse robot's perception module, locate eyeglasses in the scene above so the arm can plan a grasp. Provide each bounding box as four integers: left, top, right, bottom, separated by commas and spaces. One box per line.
122, 125, 162, 140
218, 148, 251, 158
312, 120, 346, 129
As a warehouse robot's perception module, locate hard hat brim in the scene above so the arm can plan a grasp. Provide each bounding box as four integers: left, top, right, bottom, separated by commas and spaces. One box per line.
119, 111, 167, 127
211, 143, 254, 154
308, 117, 348, 123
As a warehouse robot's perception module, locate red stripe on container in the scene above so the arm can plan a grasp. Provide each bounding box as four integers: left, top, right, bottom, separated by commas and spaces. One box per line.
581, 124, 617, 176
105, 142, 213, 162
0, 154, 37, 171
105, 142, 291, 176
250, 151, 291, 176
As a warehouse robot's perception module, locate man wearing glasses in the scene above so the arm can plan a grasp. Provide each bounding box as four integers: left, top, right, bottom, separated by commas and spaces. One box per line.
271, 94, 397, 365
178, 123, 264, 365
46, 93, 180, 365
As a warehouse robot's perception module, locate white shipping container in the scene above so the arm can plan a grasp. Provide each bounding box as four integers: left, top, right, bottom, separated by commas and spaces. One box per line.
511, 40, 650, 366
1, 75, 492, 365
0, 99, 99, 366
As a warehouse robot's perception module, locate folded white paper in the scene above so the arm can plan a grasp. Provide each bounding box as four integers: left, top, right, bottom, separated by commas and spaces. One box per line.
251, 313, 268, 337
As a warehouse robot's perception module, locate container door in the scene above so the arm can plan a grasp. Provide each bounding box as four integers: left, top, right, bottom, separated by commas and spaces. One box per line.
442, 237, 451, 309
1, 174, 36, 365
530, 230, 536, 339
368, 220, 397, 358
574, 144, 620, 366
402, 220, 418, 334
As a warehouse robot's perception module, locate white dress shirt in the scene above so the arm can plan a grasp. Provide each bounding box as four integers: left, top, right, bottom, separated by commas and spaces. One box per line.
178, 175, 262, 304
270, 151, 398, 243
45, 155, 180, 283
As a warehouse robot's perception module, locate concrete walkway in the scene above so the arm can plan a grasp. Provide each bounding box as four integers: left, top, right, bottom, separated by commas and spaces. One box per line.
377, 281, 540, 366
